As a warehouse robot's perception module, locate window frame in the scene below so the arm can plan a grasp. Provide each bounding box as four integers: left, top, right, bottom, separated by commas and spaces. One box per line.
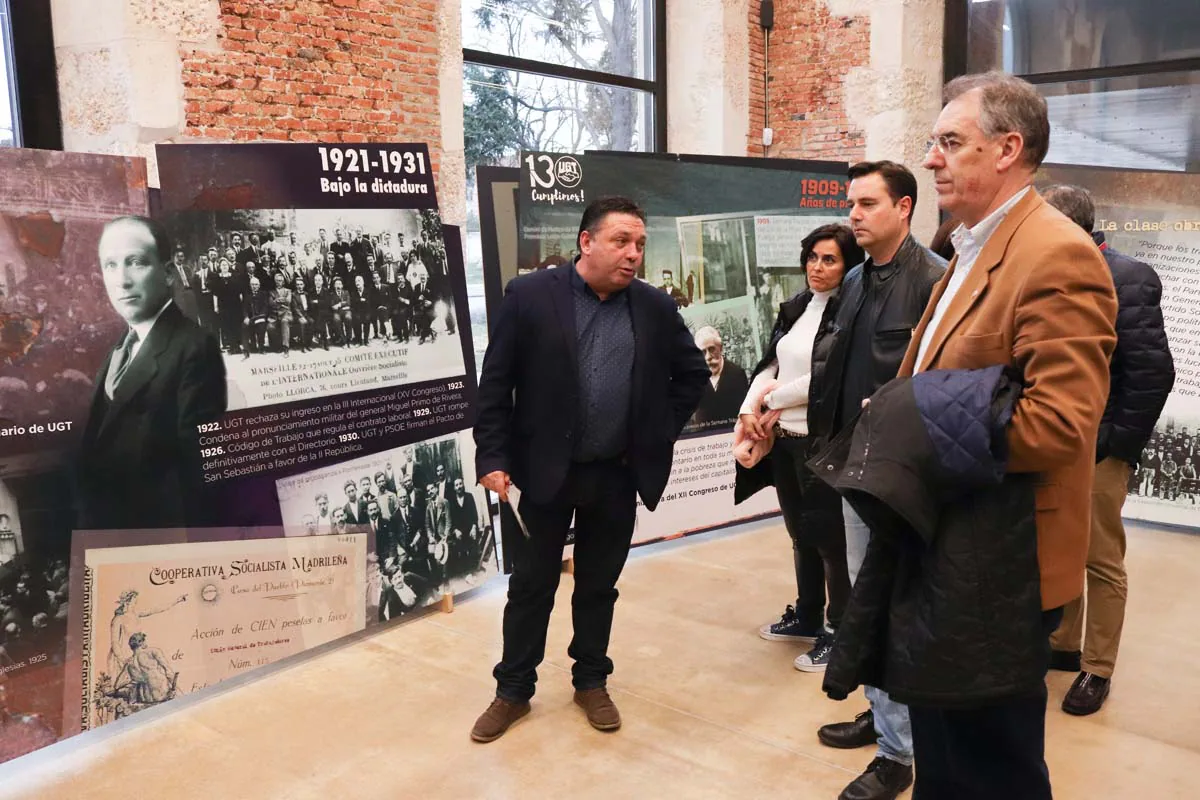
6, 0, 63, 149
462, 0, 667, 153
0, 3, 19, 146
943, 0, 1200, 88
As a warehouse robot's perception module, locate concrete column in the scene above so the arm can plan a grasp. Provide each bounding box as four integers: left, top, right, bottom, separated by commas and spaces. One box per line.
438, 0, 467, 228
666, 0, 750, 156
834, 0, 945, 243
51, 0, 220, 184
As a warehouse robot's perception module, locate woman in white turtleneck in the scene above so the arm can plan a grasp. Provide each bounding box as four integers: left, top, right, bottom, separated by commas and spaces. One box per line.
734, 224, 863, 673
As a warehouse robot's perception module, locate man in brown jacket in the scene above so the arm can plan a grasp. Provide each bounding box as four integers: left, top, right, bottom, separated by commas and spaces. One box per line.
897, 71, 1117, 799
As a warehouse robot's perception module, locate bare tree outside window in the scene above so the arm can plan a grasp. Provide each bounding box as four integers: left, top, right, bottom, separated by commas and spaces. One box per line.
464, 0, 650, 178
461, 0, 659, 368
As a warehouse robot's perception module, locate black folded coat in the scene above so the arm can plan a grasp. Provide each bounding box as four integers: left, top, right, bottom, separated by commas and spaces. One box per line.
808, 365, 1051, 708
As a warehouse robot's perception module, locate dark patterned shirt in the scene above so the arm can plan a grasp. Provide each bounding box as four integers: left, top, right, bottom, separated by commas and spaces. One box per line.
570, 262, 634, 461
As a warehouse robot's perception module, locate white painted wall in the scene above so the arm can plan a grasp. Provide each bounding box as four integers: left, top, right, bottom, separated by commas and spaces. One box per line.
834, 0, 945, 243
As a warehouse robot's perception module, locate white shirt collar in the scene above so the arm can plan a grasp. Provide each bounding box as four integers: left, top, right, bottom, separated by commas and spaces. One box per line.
130, 300, 173, 344
950, 186, 1032, 258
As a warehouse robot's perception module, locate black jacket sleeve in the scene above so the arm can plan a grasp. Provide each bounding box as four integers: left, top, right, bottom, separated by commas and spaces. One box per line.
1102, 254, 1175, 464
473, 281, 520, 478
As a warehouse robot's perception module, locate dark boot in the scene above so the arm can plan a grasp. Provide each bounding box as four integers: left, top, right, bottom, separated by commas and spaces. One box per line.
1062, 672, 1110, 716
818, 709, 876, 749
838, 757, 913, 800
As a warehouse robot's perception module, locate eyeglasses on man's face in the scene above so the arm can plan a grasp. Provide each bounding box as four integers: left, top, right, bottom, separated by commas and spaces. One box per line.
924, 135, 964, 157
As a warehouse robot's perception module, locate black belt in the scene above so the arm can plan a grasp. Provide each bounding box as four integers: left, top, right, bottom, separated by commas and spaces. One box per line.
773, 424, 806, 439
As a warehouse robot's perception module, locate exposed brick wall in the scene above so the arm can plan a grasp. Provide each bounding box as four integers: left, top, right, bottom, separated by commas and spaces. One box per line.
180, 0, 442, 177
747, 0, 868, 163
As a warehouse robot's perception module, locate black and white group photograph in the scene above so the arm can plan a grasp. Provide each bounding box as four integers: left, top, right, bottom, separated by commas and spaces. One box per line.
0, 460, 74, 762
160, 208, 467, 410
274, 433, 498, 622
1128, 419, 1200, 505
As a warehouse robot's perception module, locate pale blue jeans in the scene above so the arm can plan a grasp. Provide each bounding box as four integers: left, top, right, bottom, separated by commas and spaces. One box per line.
844, 499, 914, 766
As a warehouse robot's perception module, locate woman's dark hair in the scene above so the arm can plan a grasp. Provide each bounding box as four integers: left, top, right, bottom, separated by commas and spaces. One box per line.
929, 216, 960, 261
799, 223, 863, 275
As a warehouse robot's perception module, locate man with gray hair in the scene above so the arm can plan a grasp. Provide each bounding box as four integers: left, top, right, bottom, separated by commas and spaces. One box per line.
690, 326, 749, 429
1042, 184, 1174, 716
883, 71, 1117, 798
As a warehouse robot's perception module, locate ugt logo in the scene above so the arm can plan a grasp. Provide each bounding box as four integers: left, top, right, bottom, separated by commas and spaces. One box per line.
554, 156, 582, 188
525, 153, 584, 190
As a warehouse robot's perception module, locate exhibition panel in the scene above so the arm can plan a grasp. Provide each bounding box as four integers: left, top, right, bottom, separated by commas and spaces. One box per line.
0, 142, 492, 763
1041, 164, 1200, 530
476, 151, 852, 559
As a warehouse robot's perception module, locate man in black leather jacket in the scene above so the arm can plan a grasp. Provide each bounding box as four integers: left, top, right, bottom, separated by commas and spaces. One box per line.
810, 161, 946, 800
1042, 185, 1174, 716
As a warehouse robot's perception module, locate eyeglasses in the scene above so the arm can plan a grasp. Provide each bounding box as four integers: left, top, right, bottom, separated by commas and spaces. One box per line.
924, 135, 963, 157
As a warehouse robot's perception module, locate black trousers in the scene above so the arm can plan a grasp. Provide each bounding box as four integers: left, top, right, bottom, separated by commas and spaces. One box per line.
909, 607, 1064, 800
772, 436, 850, 629
493, 459, 637, 702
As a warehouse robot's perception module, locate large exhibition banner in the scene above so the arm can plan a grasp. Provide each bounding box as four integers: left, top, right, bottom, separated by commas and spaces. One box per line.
154, 143, 477, 497
1041, 165, 1200, 528
152, 143, 498, 617
504, 151, 851, 548
0, 149, 149, 762
0, 143, 493, 764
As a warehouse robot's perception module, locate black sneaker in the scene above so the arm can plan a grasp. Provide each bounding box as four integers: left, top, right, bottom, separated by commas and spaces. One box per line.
758, 604, 822, 642
794, 631, 835, 672
838, 756, 913, 800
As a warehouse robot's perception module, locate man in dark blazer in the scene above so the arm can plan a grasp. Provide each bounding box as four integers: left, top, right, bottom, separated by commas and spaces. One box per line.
432, 462, 454, 501
470, 196, 709, 743
447, 477, 481, 578
689, 325, 750, 429
78, 216, 227, 531
341, 480, 368, 526
391, 489, 423, 558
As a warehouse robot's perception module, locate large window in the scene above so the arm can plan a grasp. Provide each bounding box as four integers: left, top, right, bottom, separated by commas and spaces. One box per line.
462, 0, 666, 365
951, 0, 1200, 172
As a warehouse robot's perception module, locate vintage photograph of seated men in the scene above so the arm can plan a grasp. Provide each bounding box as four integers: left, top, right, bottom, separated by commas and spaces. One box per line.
160, 208, 467, 410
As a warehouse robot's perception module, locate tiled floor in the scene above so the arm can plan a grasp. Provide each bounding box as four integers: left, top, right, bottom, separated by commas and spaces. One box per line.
3, 520, 1198, 799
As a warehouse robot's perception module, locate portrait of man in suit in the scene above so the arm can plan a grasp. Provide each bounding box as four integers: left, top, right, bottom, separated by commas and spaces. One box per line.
433, 462, 453, 501
342, 480, 367, 527
689, 326, 749, 430
77, 216, 227, 531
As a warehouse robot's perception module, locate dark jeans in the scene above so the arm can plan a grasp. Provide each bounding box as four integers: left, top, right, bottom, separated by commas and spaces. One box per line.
772, 436, 850, 629
493, 458, 637, 702
909, 607, 1065, 800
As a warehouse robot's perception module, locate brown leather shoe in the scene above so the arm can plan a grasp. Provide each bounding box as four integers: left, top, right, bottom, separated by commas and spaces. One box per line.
470, 696, 531, 743
574, 687, 621, 731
